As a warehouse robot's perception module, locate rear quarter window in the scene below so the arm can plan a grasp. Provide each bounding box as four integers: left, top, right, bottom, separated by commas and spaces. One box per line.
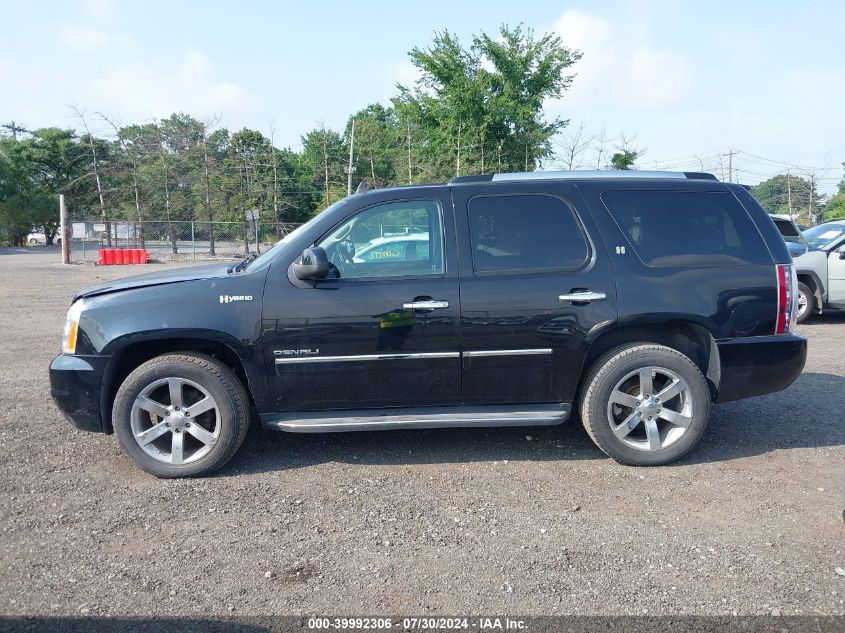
600, 190, 771, 267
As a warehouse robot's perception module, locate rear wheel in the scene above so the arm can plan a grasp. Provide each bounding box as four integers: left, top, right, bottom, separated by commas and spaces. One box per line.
113, 353, 250, 478
796, 281, 814, 324
29, 238, 38, 245
580, 344, 711, 466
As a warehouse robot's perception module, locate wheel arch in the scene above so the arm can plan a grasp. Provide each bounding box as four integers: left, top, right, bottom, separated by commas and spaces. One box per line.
100, 332, 261, 433
578, 320, 720, 403
796, 270, 824, 310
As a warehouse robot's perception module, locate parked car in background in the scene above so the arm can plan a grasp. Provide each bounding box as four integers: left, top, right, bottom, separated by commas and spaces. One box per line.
353, 234, 432, 263
26, 229, 61, 246
790, 221, 845, 322
771, 216, 811, 259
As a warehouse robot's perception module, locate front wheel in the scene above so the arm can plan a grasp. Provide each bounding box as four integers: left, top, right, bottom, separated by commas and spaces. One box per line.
113, 353, 250, 478
796, 282, 814, 324
580, 344, 711, 466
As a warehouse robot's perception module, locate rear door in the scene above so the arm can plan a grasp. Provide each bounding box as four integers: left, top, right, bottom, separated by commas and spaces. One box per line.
452, 182, 617, 405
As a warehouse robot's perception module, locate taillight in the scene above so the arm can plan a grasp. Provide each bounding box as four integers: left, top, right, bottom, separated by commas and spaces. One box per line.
775, 264, 796, 334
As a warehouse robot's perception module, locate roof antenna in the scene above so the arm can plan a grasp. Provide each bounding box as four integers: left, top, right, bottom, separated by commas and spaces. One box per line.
355, 179, 374, 194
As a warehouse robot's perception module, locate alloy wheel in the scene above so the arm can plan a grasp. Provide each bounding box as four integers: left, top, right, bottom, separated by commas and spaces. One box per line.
130, 377, 220, 464
606, 366, 694, 451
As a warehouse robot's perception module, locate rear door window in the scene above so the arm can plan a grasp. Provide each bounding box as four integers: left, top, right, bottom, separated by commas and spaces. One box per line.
467, 194, 590, 273
600, 190, 770, 267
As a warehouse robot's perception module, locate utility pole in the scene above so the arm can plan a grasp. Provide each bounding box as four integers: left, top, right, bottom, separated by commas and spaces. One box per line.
59, 194, 70, 264
808, 171, 817, 225
787, 171, 793, 221
407, 121, 412, 185
2, 121, 29, 140
346, 119, 356, 196
723, 149, 737, 183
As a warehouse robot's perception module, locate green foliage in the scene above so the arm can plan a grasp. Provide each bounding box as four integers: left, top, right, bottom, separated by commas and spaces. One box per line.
751, 173, 818, 219
822, 163, 845, 220
0, 22, 585, 240
393, 24, 582, 180
610, 151, 638, 170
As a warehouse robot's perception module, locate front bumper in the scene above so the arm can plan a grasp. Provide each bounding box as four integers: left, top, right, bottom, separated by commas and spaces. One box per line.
49, 354, 109, 433
715, 334, 807, 403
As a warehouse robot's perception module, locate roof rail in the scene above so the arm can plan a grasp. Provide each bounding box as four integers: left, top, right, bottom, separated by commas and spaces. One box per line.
448, 170, 719, 184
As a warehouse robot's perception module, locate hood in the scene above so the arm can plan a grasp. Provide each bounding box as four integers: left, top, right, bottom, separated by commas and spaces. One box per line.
73, 263, 233, 302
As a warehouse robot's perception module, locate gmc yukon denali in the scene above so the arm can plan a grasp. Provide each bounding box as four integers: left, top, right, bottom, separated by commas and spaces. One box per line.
50, 170, 807, 477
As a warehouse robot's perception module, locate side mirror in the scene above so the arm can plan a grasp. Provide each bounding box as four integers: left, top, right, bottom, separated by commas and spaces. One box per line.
838, 250, 845, 260
293, 247, 330, 280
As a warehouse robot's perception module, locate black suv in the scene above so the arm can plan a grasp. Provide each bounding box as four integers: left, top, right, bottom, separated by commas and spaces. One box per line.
50, 171, 807, 477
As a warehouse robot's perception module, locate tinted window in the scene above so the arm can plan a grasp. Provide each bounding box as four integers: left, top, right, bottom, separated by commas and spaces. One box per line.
773, 218, 800, 237
600, 190, 770, 267
467, 195, 590, 273
317, 200, 443, 279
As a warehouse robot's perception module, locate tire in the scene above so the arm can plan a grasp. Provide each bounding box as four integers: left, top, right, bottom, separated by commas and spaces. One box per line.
796, 282, 814, 324
55, 237, 62, 247
580, 344, 711, 466
113, 353, 250, 478
29, 238, 38, 245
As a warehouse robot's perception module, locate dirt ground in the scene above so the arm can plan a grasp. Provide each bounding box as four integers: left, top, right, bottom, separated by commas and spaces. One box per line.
0, 246, 843, 619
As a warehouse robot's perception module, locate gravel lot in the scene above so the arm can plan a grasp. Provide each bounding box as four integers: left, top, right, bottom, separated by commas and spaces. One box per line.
1, 247, 843, 620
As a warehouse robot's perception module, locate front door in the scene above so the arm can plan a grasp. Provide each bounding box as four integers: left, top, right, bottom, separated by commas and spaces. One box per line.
261, 195, 461, 412
451, 182, 617, 405
827, 245, 845, 307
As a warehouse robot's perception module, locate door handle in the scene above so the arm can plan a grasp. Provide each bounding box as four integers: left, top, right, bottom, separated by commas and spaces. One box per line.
559, 291, 606, 303
402, 300, 450, 311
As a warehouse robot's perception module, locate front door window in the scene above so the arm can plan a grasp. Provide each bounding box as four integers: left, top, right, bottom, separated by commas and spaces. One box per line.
317, 200, 444, 279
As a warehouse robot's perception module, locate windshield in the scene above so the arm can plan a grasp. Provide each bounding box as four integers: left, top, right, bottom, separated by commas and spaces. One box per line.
803, 223, 845, 250
240, 198, 351, 271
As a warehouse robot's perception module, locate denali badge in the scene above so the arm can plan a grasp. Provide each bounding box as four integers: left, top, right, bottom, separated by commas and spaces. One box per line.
219, 295, 253, 303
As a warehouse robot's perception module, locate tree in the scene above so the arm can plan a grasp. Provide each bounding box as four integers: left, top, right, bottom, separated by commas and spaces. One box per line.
555, 122, 594, 170
475, 25, 582, 172
71, 106, 112, 244
610, 151, 638, 170
609, 132, 642, 170
751, 173, 817, 219
822, 163, 845, 221
394, 24, 582, 181
301, 125, 345, 212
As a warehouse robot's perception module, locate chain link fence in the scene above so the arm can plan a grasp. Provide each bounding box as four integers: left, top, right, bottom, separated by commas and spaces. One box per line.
66, 220, 303, 264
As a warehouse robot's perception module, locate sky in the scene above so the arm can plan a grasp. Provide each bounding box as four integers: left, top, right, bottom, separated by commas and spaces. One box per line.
2, 0, 843, 194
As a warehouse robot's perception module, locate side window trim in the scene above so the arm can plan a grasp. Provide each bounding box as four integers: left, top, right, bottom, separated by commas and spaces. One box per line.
466, 192, 593, 277
314, 197, 447, 282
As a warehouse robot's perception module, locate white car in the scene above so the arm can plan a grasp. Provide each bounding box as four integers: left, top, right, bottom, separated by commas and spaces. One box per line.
353, 233, 431, 263
26, 230, 61, 246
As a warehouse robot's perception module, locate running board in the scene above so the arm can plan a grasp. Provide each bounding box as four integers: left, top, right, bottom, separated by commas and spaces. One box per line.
262, 404, 570, 433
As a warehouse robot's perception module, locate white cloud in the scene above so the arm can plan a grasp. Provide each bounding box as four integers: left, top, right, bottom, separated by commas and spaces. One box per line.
551, 8, 691, 109
84, 0, 116, 18
90, 49, 249, 121
621, 46, 691, 107
61, 25, 108, 49
395, 60, 421, 88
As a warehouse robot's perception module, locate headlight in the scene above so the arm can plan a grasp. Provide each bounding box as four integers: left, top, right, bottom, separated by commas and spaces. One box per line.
62, 299, 85, 354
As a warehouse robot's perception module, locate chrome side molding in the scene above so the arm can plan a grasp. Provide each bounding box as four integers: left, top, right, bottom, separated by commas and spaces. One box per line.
275, 351, 460, 365
463, 348, 552, 357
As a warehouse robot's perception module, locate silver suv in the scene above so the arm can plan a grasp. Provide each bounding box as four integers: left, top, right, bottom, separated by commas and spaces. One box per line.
791, 220, 845, 322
